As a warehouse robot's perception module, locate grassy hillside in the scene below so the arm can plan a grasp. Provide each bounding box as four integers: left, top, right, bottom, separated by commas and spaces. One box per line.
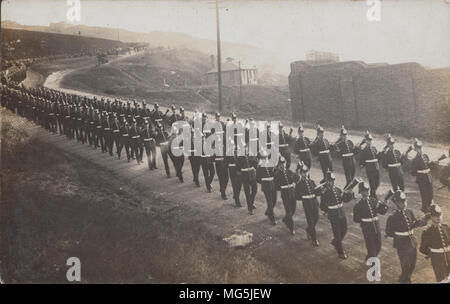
60, 48, 290, 120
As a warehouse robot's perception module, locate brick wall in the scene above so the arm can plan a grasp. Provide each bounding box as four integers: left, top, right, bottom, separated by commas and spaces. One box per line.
289, 60, 450, 142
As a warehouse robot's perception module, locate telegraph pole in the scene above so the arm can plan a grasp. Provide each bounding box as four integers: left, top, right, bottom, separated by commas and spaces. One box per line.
238, 61, 242, 104
215, 0, 223, 111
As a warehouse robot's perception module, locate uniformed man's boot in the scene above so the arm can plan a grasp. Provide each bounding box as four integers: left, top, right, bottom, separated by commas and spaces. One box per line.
339, 251, 348, 260
195, 180, 200, 187
312, 240, 319, 247
221, 192, 228, 200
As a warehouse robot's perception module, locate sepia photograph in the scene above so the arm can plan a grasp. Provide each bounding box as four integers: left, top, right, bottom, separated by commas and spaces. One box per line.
1, 0, 450, 290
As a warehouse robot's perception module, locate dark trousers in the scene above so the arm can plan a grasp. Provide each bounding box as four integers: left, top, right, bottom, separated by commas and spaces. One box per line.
104, 132, 114, 156
144, 141, 157, 169
160, 144, 171, 177
281, 191, 296, 232
189, 156, 201, 183
280, 148, 291, 170
361, 222, 382, 258
121, 136, 131, 161
57, 117, 64, 135
169, 152, 184, 180
430, 252, 450, 282
319, 154, 333, 178
366, 168, 380, 199
329, 213, 347, 254
114, 134, 122, 158
242, 178, 257, 212
215, 161, 229, 195
342, 157, 355, 188
397, 244, 417, 283
302, 199, 319, 241
388, 168, 405, 191
229, 166, 242, 205
201, 157, 215, 190
417, 179, 433, 212
263, 190, 277, 221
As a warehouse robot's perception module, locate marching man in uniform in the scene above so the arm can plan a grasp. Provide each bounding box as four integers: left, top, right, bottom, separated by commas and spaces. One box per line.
385, 190, 429, 283
333, 126, 356, 188
275, 156, 297, 234
420, 204, 450, 282
408, 139, 434, 213
294, 124, 312, 170
256, 150, 278, 225
353, 181, 389, 261
295, 163, 320, 246
381, 134, 405, 191
318, 170, 354, 259
359, 131, 380, 199
310, 125, 333, 178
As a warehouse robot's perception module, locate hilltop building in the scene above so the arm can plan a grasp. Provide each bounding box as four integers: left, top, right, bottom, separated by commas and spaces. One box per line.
203, 57, 257, 86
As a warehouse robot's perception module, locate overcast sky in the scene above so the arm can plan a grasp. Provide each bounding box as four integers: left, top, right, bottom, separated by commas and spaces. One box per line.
2, 0, 449, 70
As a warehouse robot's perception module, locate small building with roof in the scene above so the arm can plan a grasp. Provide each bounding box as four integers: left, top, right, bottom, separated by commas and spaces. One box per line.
203, 57, 257, 86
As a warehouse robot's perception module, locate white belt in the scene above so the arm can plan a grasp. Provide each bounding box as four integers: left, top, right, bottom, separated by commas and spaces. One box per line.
280, 183, 295, 189
49, 113, 55, 116
77, 118, 82, 121
135, 115, 140, 118
113, 130, 120, 133
215, 157, 224, 161
261, 177, 274, 181
160, 141, 169, 145
299, 148, 310, 152
143, 117, 149, 120
122, 134, 129, 137
417, 169, 430, 174
104, 128, 111, 131
189, 149, 196, 153
430, 246, 450, 253
202, 155, 211, 158
388, 163, 401, 168
228, 164, 236, 167
203, 129, 211, 133
395, 231, 414, 236
302, 194, 316, 199
96, 126, 102, 129
172, 146, 182, 150
143, 138, 152, 141
132, 136, 140, 139
279, 143, 289, 148
90, 122, 94, 124
328, 203, 343, 210
241, 167, 255, 172
155, 119, 162, 122
65, 116, 70, 118
319, 150, 330, 154
342, 152, 354, 157
234, 133, 243, 136
266, 142, 274, 145
215, 131, 224, 135
365, 159, 378, 163
361, 217, 379, 222
250, 138, 258, 142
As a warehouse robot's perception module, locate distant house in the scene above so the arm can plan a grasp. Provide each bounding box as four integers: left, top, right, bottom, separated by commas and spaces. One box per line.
203, 57, 257, 86
305, 50, 340, 63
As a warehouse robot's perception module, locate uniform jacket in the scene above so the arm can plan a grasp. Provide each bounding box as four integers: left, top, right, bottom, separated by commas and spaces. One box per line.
420, 224, 450, 256
256, 162, 276, 192
386, 209, 427, 249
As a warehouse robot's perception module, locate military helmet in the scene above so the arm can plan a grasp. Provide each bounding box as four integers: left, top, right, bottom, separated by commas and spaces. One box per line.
392, 190, 407, 203
413, 138, 422, 148
316, 125, 324, 133
325, 170, 336, 181
387, 134, 395, 144
298, 123, 304, 133
430, 204, 442, 217
364, 130, 373, 141
340, 125, 348, 136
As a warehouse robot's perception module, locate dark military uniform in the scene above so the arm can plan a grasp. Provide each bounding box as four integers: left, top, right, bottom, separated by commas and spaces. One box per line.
411, 152, 434, 212
274, 165, 296, 234
295, 174, 320, 243
359, 144, 381, 198
319, 180, 353, 258
140, 122, 156, 169
386, 208, 427, 283
334, 136, 357, 188
420, 223, 450, 282
310, 135, 333, 178
155, 125, 171, 177
381, 147, 405, 191
353, 197, 388, 259
227, 153, 242, 207
236, 153, 258, 213
189, 129, 201, 186
256, 160, 277, 224
294, 135, 312, 169
168, 133, 185, 182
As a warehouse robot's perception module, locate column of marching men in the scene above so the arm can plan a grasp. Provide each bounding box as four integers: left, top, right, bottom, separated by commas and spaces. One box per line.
1, 82, 449, 283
